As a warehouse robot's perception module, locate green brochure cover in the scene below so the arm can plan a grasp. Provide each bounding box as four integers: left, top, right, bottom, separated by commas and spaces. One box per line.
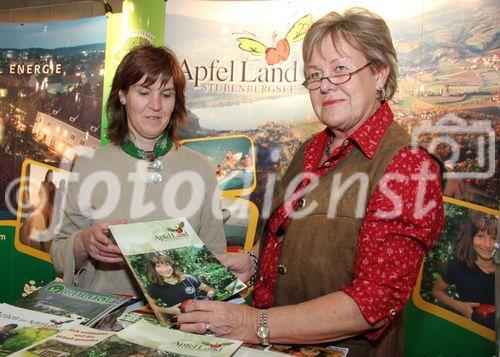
109, 218, 246, 325
12, 282, 133, 327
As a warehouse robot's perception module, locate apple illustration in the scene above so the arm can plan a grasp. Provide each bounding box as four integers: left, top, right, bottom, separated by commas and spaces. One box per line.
265, 38, 290, 65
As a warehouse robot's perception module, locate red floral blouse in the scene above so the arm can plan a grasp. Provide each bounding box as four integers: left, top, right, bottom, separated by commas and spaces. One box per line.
252, 102, 445, 340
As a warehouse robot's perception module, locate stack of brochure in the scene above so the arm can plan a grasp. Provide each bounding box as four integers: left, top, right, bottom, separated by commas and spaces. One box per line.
2, 214, 350, 356
12, 320, 243, 357
9, 316, 350, 357
11, 281, 141, 327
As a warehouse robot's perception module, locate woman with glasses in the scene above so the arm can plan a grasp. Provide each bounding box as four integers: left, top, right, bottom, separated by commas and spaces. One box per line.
176, 8, 444, 356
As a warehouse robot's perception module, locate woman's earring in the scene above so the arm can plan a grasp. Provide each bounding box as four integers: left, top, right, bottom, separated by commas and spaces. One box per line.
120, 99, 126, 105
376, 87, 386, 100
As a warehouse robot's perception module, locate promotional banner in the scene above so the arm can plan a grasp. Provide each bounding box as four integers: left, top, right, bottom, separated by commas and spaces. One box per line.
164, 0, 498, 355
0, 16, 107, 301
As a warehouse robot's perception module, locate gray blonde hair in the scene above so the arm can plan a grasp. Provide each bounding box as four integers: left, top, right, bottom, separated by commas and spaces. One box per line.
302, 8, 398, 100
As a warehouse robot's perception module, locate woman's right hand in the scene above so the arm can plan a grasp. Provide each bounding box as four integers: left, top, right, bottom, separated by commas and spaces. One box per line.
75, 220, 126, 265
454, 300, 480, 319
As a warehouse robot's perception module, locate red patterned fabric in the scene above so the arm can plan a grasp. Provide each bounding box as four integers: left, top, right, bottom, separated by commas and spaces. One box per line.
252, 102, 444, 340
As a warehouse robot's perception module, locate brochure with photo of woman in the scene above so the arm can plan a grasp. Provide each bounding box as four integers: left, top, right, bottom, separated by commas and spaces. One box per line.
109, 218, 246, 325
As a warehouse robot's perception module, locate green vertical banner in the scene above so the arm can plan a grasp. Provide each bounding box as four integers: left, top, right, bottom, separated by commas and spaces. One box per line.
101, 0, 166, 145
100, 12, 122, 146
123, 0, 165, 46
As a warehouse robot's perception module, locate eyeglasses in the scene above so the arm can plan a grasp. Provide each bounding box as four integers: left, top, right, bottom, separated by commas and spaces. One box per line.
302, 62, 372, 90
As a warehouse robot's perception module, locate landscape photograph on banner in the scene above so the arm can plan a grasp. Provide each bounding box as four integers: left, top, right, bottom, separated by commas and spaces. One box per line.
414, 198, 497, 340
0, 16, 106, 222
182, 135, 256, 195
165, 0, 498, 212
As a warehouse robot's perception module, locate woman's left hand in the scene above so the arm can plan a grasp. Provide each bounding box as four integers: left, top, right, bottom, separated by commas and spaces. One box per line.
176, 300, 259, 343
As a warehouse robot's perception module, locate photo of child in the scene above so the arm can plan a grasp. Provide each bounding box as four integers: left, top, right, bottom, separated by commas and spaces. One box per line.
144, 253, 216, 316
431, 211, 496, 329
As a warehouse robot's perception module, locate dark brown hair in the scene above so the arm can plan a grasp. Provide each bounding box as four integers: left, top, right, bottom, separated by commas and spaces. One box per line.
106, 45, 187, 145
453, 211, 497, 270
145, 253, 184, 286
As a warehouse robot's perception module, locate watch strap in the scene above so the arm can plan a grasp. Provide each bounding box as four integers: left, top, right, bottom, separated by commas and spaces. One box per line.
257, 309, 270, 345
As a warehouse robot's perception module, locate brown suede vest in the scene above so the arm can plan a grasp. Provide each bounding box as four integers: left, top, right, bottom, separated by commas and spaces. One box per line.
266, 121, 411, 357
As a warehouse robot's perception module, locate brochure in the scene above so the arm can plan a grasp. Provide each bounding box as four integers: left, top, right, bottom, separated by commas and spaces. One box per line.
12, 281, 137, 327
109, 217, 247, 325
267, 344, 349, 356
81, 319, 243, 357
236, 347, 290, 356
114, 311, 159, 330
11, 325, 114, 356
0, 303, 82, 356
239, 343, 349, 356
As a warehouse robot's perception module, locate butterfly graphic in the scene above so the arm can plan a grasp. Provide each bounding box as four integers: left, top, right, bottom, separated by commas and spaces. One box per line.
236, 14, 313, 65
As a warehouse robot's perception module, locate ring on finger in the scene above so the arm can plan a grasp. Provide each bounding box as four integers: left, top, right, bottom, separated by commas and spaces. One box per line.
205, 323, 212, 335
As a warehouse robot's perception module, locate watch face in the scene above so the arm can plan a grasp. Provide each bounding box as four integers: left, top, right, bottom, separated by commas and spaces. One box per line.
257, 326, 270, 339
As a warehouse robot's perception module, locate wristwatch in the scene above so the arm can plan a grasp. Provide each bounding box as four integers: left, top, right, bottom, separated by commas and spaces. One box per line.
257, 309, 270, 345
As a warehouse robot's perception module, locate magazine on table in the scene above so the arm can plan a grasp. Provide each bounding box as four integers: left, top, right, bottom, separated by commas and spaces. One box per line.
266, 344, 349, 356
0, 303, 82, 356
113, 310, 159, 330
82, 319, 243, 357
12, 281, 140, 327
109, 217, 247, 325
11, 325, 114, 356
239, 343, 349, 356
13, 320, 242, 357
234, 347, 288, 356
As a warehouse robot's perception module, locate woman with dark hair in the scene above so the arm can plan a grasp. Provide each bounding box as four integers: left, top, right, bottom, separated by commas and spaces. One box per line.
432, 211, 496, 329
144, 254, 215, 318
50, 45, 226, 296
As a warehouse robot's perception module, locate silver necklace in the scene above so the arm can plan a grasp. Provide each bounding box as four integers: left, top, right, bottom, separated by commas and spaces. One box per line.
135, 158, 164, 185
